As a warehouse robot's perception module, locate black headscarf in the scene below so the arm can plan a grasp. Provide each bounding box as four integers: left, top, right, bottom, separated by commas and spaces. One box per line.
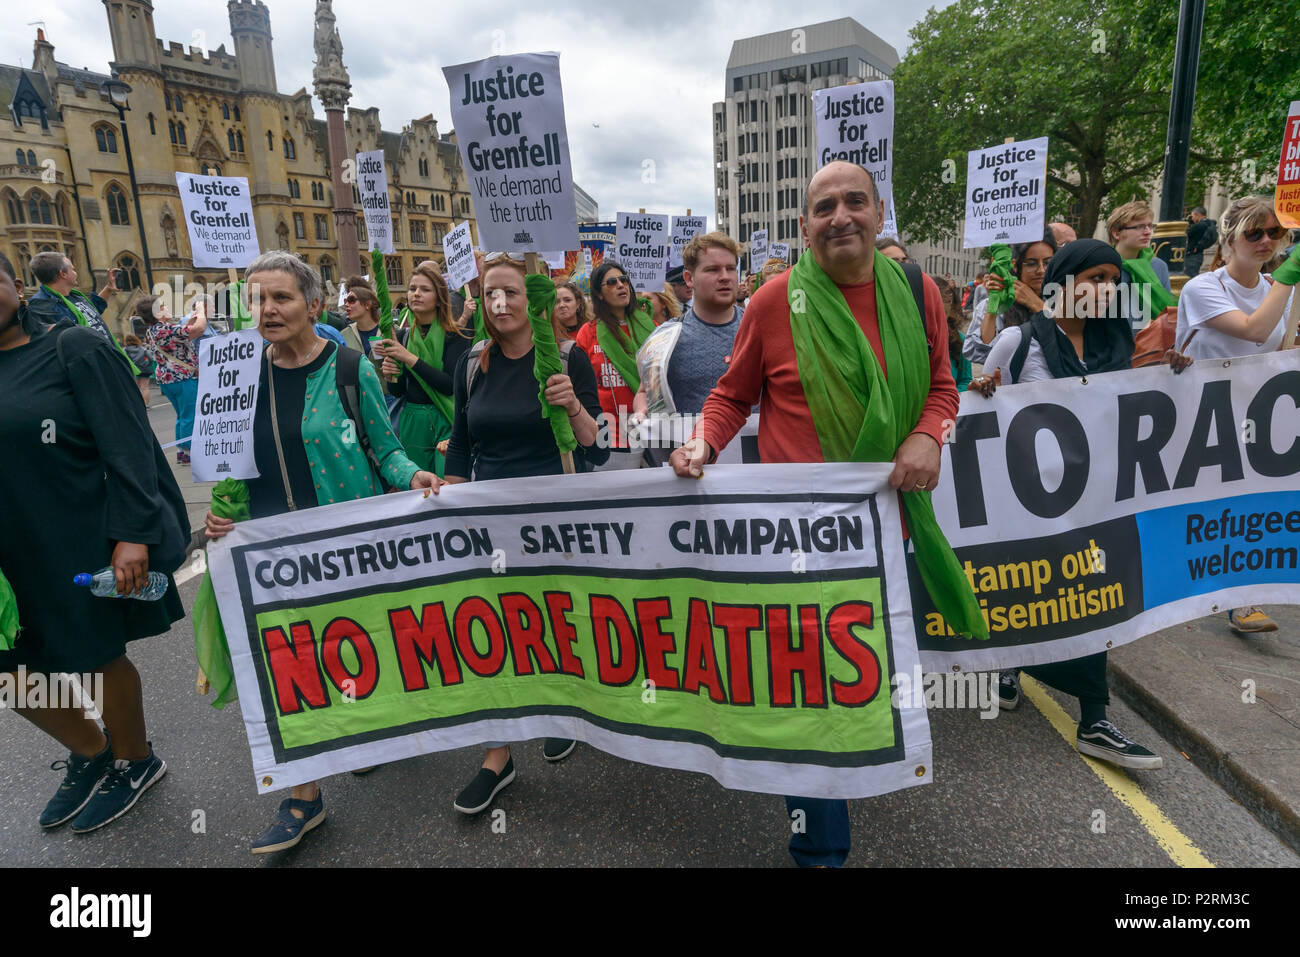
1030, 239, 1133, 379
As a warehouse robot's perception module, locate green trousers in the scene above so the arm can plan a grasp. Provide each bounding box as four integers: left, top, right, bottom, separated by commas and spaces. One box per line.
399, 400, 451, 477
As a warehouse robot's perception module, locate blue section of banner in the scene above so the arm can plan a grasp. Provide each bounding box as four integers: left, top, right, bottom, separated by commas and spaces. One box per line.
1137, 490, 1300, 608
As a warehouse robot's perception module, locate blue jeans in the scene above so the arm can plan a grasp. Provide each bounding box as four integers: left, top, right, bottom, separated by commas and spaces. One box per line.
161, 377, 198, 452
785, 796, 850, 867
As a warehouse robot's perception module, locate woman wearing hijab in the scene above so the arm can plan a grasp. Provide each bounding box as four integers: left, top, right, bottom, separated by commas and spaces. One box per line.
963, 230, 1057, 365
971, 239, 1191, 771
0, 251, 186, 834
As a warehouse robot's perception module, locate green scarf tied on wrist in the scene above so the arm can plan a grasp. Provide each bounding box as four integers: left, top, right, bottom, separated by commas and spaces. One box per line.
42, 285, 141, 376
0, 564, 20, 652
525, 273, 577, 455
1268, 242, 1300, 286
191, 478, 250, 709
1121, 246, 1178, 320
595, 296, 655, 392
985, 244, 1016, 317
786, 250, 989, 639
404, 309, 455, 427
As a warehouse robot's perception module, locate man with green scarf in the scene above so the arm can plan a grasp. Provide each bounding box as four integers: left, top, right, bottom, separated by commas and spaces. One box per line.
27, 253, 126, 349
670, 161, 982, 868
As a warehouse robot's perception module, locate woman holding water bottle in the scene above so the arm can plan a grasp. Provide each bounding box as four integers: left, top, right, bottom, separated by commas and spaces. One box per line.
0, 251, 187, 835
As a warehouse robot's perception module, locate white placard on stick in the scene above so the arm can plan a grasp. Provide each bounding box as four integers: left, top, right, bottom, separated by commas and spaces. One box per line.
749, 228, 769, 273
542, 250, 566, 270
963, 136, 1049, 248
190, 329, 264, 481
175, 172, 259, 269
669, 215, 708, 270
443, 53, 579, 253
444, 221, 478, 291
616, 212, 670, 291
813, 80, 897, 238
356, 150, 394, 254
770, 242, 791, 262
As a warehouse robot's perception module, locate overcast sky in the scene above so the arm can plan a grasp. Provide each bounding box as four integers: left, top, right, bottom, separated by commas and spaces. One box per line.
18, 1, 952, 227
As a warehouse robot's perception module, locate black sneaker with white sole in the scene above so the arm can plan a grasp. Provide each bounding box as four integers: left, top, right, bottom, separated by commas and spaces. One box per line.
997, 671, 1020, 711
542, 738, 576, 762
453, 757, 515, 815
39, 737, 113, 828
70, 744, 166, 833
1076, 720, 1163, 770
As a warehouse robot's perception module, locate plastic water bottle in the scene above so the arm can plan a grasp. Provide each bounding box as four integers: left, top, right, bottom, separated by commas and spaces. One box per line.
73, 567, 169, 600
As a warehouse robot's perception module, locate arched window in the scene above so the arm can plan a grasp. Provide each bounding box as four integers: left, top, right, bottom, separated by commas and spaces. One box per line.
169, 120, 177, 144
115, 255, 141, 290
15, 149, 24, 166
164, 92, 172, 111
221, 103, 230, 120
283, 136, 296, 160
27, 150, 36, 167
174, 94, 183, 112
148, 113, 156, 135
37, 196, 51, 224
6, 191, 24, 224
56, 195, 69, 227
95, 125, 118, 153
27, 194, 40, 223
319, 256, 334, 283
233, 105, 241, 122
106, 185, 129, 226
267, 129, 274, 151
235, 131, 244, 153
177, 123, 187, 146
227, 129, 237, 151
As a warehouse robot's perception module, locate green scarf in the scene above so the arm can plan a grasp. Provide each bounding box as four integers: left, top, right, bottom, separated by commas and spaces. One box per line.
986, 244, 1016, 316
786, 250, 989, 639
191, 478, 250, 709
369, 248, 396, 341
1121, 247, 1178, 319
595, 297, 655, 392
404, 309, 455, 426
0, 564, 19, 652
228, 279, 253, 331
525, 273, 577, 455
43, 285, 141, 376
462, 285, 487, 343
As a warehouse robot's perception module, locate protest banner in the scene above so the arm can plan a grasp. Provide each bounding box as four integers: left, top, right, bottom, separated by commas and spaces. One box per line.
189, 328, 263, 482
748, 228, 769, 274
175, 172, 259, 269
542, 250, 567, 270
669, 215, 708, 270
207, 464, 931, 799
355, 149, 394, 254
964, 136, 1048, 248
813, 80, 897, 237
1274, 100, 1300, 230
444, 221, 478, 290
914, 351, 1300, 673
770, 242, 791, 263
616, 212, 670, 291
443, 53, 578, 253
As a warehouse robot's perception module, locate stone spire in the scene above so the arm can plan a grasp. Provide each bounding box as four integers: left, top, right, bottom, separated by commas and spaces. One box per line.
311, 0, 351, 111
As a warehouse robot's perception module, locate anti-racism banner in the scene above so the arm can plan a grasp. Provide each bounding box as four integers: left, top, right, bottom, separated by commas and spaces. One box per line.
669, 215, 708, 270
813, 80, 897, 237
355, 149, 394, 255
443, 53, 578, 253
1274, 100, 1300, 230
915, 351, 1300, 673
616, 212, 670, 291
207, 464, 931, 799
963, 136, 1048, 248
444, 221, 478, 291
175, 172, 259, 269
190, 329, 263, 481
770, 242, 791, 263
749, 228, 769, 274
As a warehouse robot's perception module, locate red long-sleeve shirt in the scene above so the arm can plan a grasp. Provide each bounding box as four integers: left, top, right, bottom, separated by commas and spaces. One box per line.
695, 266, 958, 468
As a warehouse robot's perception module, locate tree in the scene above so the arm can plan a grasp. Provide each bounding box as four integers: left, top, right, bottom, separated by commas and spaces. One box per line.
892, 0, 1298, 244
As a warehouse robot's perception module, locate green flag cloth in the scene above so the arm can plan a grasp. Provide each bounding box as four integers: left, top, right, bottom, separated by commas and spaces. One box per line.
786, 250, 989, 639
594, 296, 655, 392
985, 244, 1016, 317
191, 478, 250, 708
404, 311, 455, 426
462, 285, 487, 343
42, 285, 141, 376
228, 279, 253, 331
0, 564, 20, 653
525, 273, 577, 456
1272, 244, 1300, 285
1121, 247, 1178, 319
369, 248, 396, 341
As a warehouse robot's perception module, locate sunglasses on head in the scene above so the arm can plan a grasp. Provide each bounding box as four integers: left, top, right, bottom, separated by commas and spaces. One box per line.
484, 251, 526, 265
1242, 225, 1288, 243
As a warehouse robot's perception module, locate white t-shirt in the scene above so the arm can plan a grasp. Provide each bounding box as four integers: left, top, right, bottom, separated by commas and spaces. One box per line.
1176, 266, 1290, 359
983, 325, 1061, 385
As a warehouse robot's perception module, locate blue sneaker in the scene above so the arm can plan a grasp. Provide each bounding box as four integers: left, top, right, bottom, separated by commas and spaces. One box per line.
251, 790, 326, 855
70, 744, 166, 833
39, 736, 113, 828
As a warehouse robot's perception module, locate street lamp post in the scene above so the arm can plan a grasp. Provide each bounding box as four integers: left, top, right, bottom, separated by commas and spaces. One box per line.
99, 79, 154, 292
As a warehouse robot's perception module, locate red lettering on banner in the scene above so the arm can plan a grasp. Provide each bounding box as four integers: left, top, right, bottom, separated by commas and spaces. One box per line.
262, 621, 328, 715
681, 598, 726, 702
500, 592, 558, 676
591, 595, 639, 686
453, 597, 509, 677
320, 617, 380, 700
544, 591, 586, 678
635, 597, 679, 690
389, 603, 462, 690
766, 604, 827, 707
826, 601, 881, 706
714, 603, 761, 706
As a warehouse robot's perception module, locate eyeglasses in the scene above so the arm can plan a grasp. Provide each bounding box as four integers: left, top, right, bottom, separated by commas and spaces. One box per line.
1242, 225, 1288, 242
602, 275, 632, 288
1120, 222, 1155, 232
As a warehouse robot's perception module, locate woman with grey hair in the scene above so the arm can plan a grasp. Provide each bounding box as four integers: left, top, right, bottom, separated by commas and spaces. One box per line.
204, 250, 444, 854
